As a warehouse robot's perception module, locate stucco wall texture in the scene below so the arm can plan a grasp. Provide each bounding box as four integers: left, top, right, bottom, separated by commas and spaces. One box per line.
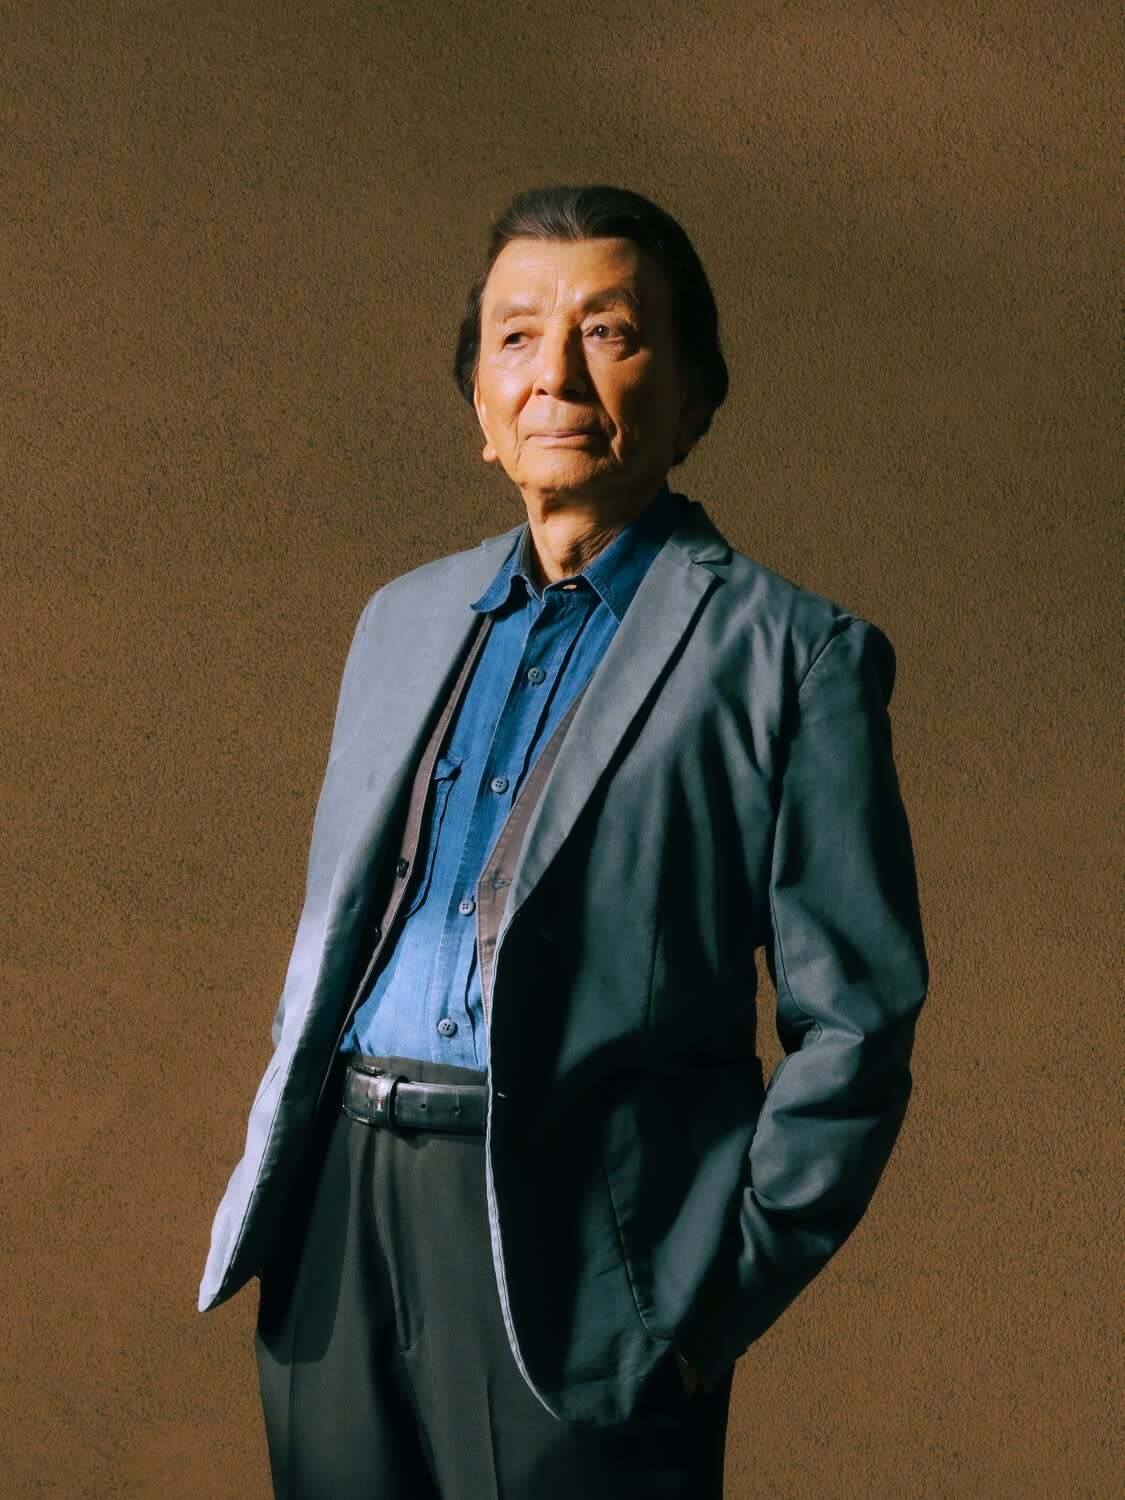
2, 1, 1119, 1495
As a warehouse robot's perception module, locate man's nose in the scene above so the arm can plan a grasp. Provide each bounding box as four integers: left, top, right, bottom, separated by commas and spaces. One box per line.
532, 325, 589, 398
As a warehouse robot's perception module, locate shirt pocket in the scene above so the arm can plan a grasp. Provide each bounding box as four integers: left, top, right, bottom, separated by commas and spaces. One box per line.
403, 752, 464, 917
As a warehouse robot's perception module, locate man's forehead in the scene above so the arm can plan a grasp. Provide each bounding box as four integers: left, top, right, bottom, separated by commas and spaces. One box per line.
481, 236, 667, 314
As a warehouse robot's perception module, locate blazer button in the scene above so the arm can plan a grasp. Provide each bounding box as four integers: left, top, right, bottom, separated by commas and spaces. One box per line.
396, 857, 409, 877
437, 1017, 458, 1037
371, 925, 382, 943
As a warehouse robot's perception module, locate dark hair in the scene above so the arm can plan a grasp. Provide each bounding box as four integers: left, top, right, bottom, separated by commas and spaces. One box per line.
452, 184, 728, 465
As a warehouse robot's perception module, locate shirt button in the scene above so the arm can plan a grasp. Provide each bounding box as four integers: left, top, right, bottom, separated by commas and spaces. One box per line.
526, 666, 546, 683
396, 857, 409, 877
490, 775, 509, 794
437, 1017, 458, 1037
459, 897, 476, 915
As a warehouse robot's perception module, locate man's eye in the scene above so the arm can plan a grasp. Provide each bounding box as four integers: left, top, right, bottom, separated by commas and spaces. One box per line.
502, 330, 528, 346
588, 323, 625, 341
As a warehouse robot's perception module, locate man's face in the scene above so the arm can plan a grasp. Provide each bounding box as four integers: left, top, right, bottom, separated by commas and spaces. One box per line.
472, 236, 705, 511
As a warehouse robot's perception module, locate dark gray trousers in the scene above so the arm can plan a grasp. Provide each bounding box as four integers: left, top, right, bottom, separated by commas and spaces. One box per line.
255, 1054, 734, 1499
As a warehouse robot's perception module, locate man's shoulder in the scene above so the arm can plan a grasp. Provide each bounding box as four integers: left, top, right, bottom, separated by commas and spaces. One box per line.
676, 499, 882, 680
358, 519, 523, 616
725, 541, 857, 628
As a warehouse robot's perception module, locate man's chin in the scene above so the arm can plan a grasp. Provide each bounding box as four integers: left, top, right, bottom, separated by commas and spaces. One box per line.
513, 454, 612, 497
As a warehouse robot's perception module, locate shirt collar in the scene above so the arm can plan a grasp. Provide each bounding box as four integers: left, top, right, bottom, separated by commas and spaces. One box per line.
471, 480, 685, 623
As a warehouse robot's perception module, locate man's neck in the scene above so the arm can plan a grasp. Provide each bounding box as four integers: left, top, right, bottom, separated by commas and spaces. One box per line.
520, 479, 668, 587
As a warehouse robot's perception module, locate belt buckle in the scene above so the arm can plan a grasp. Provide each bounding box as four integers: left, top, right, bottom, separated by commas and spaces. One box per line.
344, 1067, 407, 1127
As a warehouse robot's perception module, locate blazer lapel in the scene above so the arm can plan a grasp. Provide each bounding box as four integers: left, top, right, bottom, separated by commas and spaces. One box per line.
328, 522, 523, 914
329, 500, 730, 946
499, 499, 730, 940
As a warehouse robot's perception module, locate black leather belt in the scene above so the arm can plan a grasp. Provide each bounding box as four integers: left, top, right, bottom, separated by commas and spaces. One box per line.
342, 1058, 488, 1134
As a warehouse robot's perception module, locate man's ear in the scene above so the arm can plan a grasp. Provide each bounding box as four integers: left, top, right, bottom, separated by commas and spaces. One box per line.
472, 377, 499, 464
675, 370, 709, 457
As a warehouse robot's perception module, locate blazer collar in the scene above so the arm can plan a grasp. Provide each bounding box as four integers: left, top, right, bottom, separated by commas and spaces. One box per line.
328, 492, 732, 945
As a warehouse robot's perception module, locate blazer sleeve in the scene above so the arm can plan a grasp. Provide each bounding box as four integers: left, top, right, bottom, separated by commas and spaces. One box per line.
676, 616, 929, 1389
268, 590, 378, 1050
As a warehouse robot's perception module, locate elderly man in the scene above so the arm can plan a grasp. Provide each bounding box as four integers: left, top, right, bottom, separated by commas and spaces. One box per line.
200, 184, 928, 1498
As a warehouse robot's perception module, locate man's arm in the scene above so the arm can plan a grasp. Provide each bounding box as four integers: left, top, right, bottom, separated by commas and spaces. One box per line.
674, 616, 929, 1390
268, 590, 379, 1050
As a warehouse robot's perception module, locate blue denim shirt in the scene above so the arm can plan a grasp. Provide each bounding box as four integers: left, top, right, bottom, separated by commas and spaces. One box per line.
340, 480, 687, 1068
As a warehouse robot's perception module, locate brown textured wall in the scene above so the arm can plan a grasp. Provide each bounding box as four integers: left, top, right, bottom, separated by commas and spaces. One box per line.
2, 2, 1119, 1495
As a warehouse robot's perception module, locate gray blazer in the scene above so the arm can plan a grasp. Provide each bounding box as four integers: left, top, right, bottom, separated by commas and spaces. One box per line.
199, 496, 928, 1427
